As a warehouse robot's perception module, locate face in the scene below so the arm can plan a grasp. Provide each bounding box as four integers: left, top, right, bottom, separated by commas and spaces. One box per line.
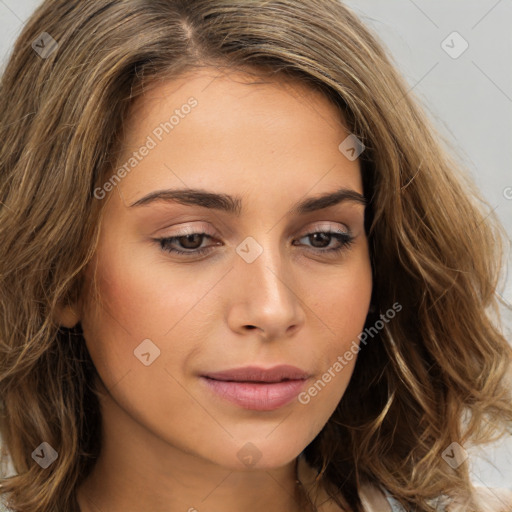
75, 67, 372, 472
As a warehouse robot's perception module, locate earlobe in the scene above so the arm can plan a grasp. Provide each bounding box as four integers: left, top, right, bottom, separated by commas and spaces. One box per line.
54, 303, 81, 328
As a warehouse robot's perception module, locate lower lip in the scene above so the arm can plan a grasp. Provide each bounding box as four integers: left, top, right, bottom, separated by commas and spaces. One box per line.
201, 377, 307, 411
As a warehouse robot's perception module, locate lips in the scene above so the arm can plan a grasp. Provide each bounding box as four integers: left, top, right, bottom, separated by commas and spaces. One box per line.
200, 365, 310, 411
203, 365, 310, 383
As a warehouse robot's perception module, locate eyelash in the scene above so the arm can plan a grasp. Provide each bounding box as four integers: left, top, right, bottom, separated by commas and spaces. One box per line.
154, 228, 355, 258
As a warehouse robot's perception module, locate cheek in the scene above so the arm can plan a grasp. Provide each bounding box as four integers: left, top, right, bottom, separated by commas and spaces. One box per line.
78, 248, 208, 441
83, 239, 195, 333
79, 239, 222, 389
79, 244, 170, 385
294, 247, 372, 414
308, 246, 373, 344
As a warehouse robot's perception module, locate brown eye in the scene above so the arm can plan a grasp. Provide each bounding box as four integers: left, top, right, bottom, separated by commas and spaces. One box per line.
176, 234, 205, 250
155, 231, 218, 256
308, 232, 332, 248
293, 230, 355, 254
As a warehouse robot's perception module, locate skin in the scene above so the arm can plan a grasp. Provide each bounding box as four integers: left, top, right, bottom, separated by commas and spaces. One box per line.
59, 67, 373, 512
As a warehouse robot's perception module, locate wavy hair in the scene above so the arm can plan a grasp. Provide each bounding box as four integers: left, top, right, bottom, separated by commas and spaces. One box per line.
1, 1, 511, 511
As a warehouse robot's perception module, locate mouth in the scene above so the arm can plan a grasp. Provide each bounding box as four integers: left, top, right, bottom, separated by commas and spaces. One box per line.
203, 364, 310, 383
200, 365, 310, 411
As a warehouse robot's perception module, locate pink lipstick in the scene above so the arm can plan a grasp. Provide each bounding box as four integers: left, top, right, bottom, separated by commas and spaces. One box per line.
201, 365, 310, 411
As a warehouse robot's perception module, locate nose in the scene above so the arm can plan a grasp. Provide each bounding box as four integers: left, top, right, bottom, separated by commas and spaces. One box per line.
225, 238, 306, 340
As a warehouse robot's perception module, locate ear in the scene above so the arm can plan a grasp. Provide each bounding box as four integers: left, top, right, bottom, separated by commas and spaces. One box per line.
54, 302, 81, 328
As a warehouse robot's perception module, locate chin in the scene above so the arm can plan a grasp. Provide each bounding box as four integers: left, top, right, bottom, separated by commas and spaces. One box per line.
200, 433, 311, 471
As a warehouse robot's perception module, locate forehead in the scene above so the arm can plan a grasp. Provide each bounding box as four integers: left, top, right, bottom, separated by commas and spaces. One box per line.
129, 66, 341, 120
110, 66, 363, 207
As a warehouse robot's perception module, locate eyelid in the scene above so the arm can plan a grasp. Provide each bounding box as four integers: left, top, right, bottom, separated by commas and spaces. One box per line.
154, 220, 356, 259
158, 223, 216, 238
302, 222, 349, 234
160, 221, 350, 239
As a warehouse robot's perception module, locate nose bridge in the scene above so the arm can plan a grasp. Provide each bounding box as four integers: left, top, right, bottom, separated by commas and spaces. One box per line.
236, 233, 287, 295
229, 232, 304, 336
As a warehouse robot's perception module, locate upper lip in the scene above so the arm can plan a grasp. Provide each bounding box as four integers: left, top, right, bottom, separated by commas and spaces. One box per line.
202, 365, 310, 383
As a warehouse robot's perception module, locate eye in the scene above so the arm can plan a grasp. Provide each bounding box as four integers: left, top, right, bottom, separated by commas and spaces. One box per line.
293, 228, 355, 255
155, 232, 218, 257
153, 226, 355, 258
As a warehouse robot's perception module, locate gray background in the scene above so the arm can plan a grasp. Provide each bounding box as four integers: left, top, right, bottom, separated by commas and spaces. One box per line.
1, 0, 511, 492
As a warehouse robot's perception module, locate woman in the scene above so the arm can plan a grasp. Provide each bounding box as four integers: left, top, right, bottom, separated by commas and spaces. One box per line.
1, 1, 511, 511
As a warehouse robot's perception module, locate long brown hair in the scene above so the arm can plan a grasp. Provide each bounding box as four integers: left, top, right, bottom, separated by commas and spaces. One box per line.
1, 1, 511, 511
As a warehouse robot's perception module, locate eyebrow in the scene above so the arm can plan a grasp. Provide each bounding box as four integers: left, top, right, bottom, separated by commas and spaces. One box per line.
129, 187, 367, 215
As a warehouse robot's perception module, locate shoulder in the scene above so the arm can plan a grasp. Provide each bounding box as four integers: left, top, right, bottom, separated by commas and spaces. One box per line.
362, 484, 512, 512
297, 456, 394, 511
296, 456, 512, 512
446, 486, 512, 512
0, 493, 13, 512
0, 501, 13, 512
359, 483, 394, 511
